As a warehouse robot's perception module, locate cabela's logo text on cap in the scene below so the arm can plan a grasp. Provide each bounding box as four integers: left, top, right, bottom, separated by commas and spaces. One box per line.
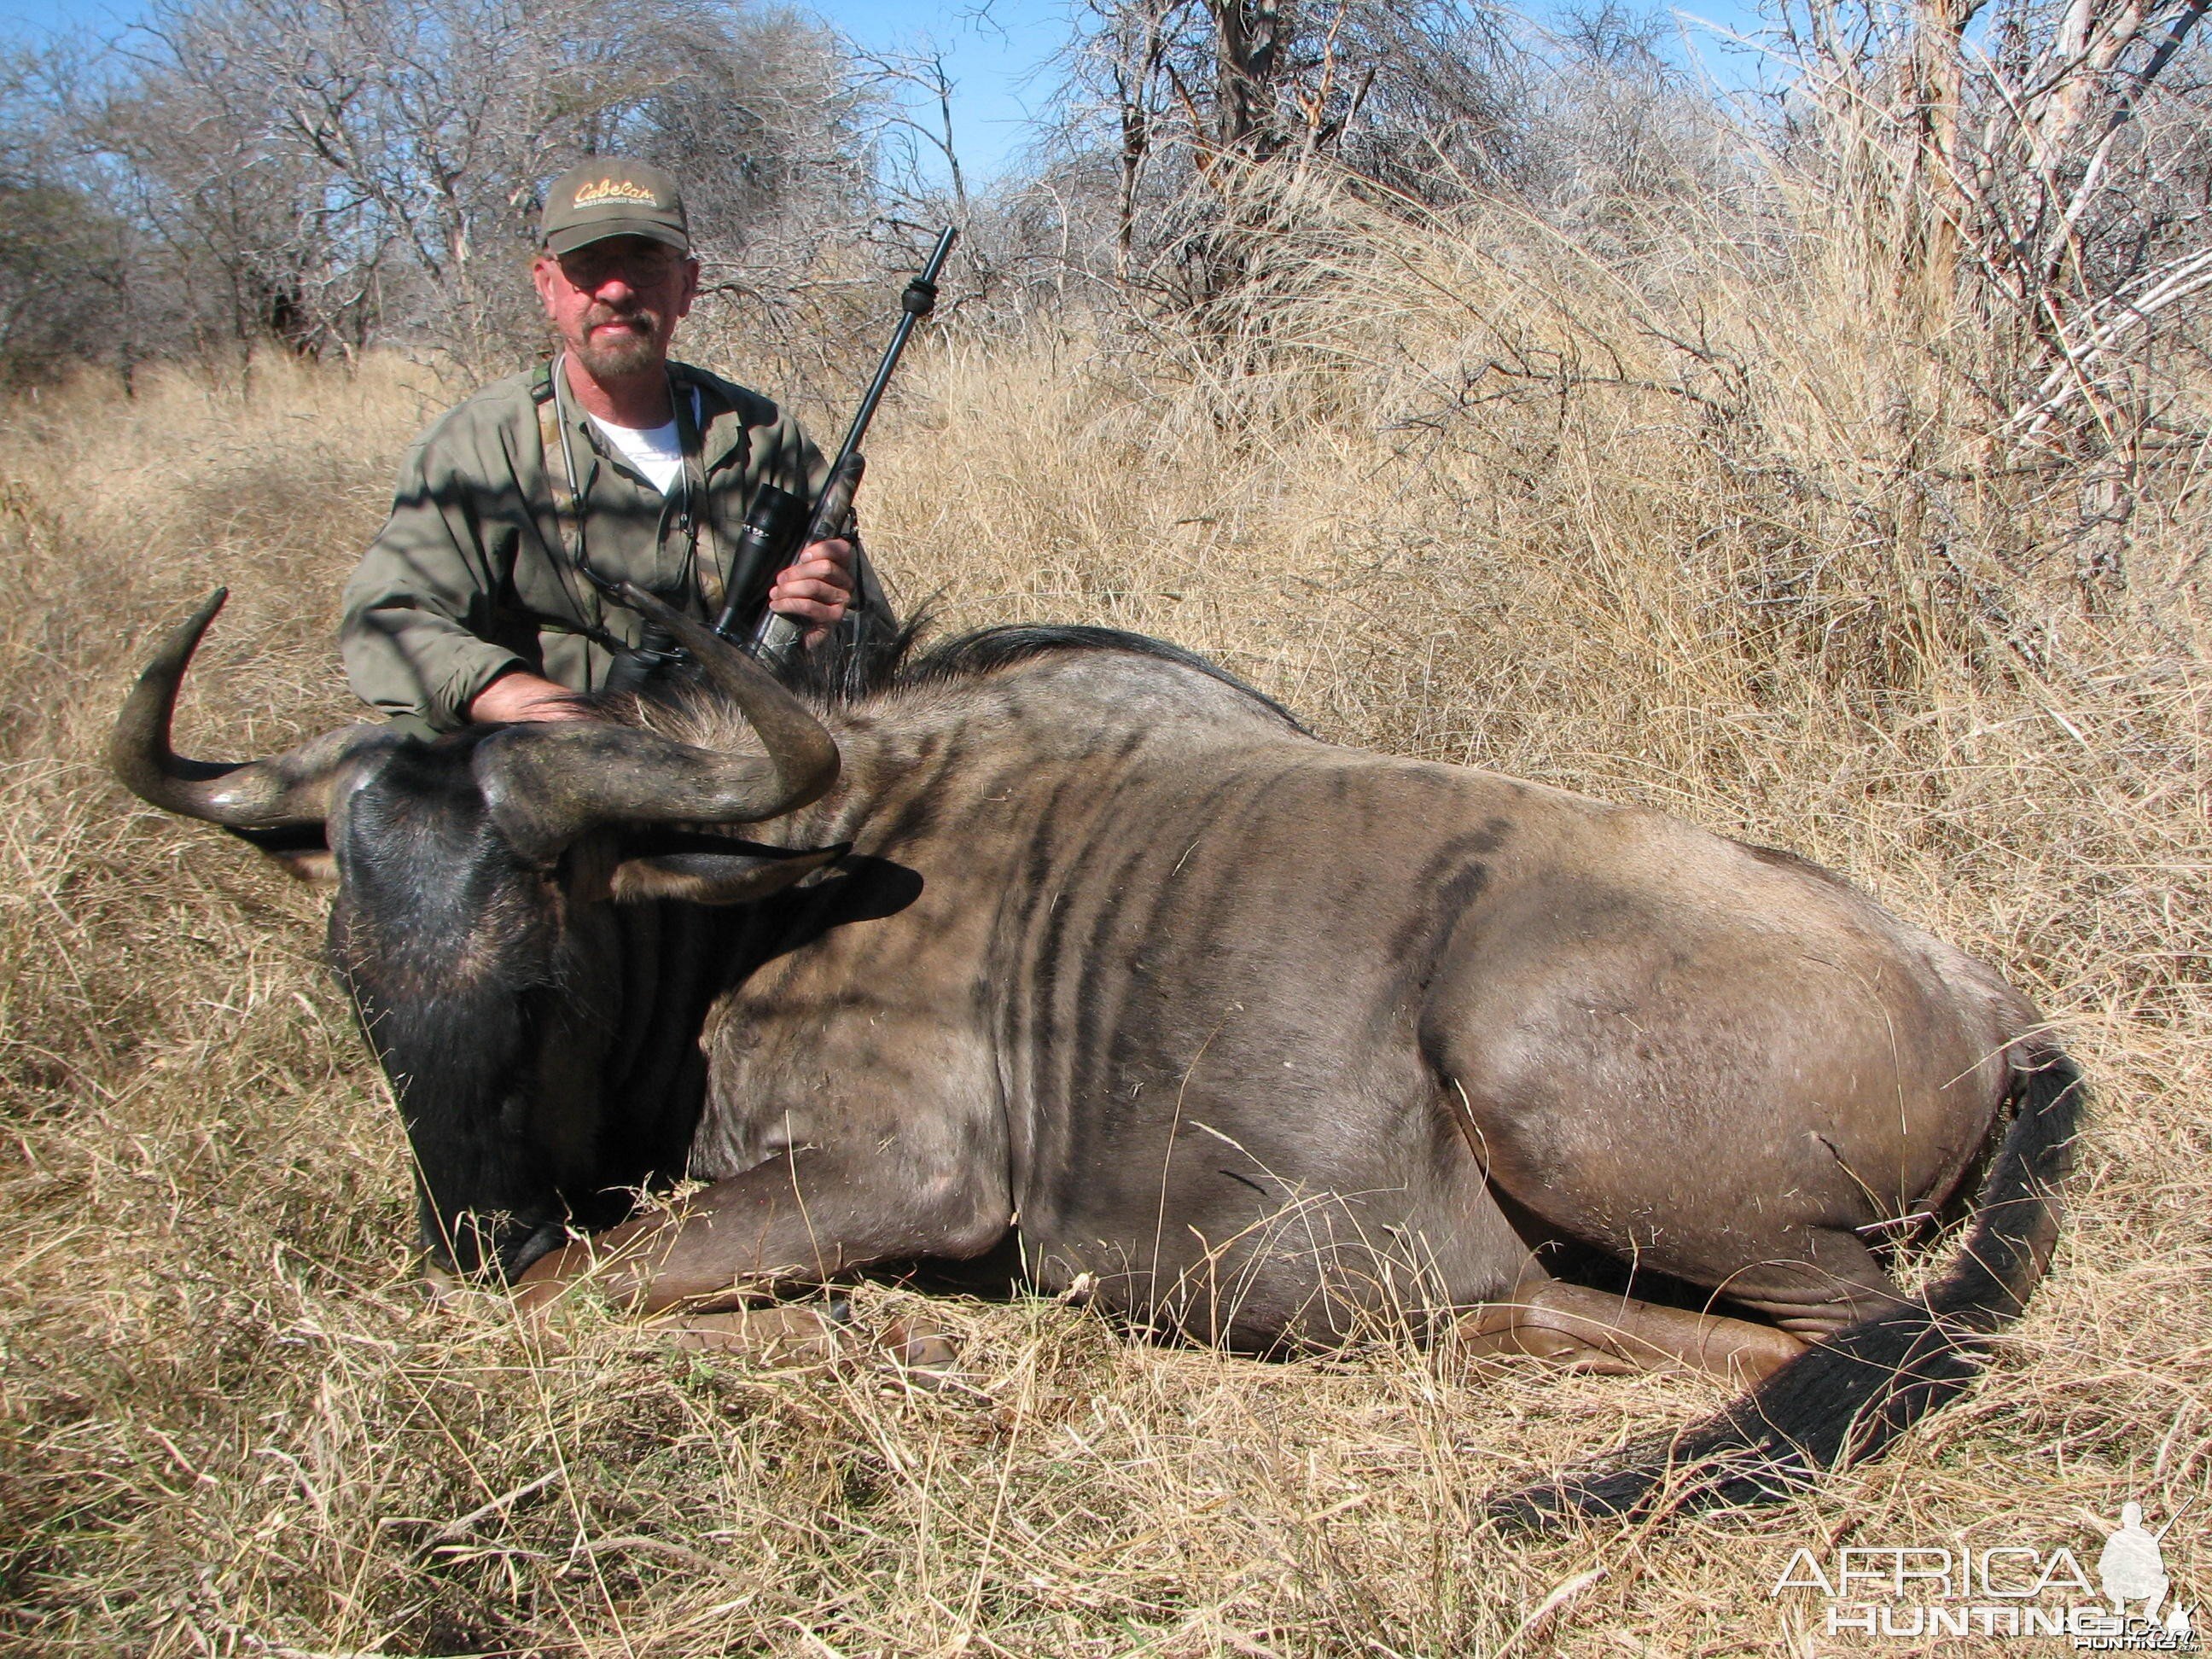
573, 178, 660, 207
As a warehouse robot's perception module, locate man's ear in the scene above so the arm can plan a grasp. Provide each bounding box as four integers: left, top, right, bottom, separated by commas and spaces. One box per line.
609, 839, 845, 905
530, 251, 561, 322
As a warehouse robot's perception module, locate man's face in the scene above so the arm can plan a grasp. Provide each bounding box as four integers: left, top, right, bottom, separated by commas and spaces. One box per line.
533, 236, 700, 380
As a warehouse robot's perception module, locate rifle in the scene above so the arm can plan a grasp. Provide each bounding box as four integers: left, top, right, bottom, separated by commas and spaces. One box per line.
597, 224, 958, 694
740, 222, 958, 667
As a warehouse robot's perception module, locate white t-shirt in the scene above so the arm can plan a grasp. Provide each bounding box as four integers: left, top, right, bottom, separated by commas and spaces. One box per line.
590, 414, 684, 495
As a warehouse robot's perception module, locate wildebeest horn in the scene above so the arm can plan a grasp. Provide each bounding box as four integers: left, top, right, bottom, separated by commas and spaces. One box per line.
473, 585, 840, 864
619, 582, 840, 798
110, 589, 385, 829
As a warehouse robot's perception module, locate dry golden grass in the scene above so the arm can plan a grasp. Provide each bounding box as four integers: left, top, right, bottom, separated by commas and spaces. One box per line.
1, 187, 2206, 1656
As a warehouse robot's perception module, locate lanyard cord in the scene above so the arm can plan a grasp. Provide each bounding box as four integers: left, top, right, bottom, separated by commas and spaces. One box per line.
544, 352, 707, 612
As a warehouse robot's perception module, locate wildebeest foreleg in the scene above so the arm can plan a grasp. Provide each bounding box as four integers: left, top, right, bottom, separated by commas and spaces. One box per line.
1459, 1276, 1807, 1384
513, 1146, 1009, 1317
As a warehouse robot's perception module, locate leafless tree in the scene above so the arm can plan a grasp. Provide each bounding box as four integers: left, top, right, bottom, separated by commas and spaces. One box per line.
1765, 0, 2212, 590
0, 47, 138, 378
15, 0, 875, 369
1032, 0, 1723, 334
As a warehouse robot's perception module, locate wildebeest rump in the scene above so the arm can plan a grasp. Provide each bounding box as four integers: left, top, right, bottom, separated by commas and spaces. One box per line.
113, 590, 2081, 1522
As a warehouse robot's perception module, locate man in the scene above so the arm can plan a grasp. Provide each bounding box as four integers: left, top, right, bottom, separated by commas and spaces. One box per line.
341, 159, 871, 732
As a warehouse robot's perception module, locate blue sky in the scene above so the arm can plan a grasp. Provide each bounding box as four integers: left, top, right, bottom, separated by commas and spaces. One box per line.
0, 0, 1080, 180
0, 0, 130, 37
2, 0, 1774, 184
830, 0, 1069, 182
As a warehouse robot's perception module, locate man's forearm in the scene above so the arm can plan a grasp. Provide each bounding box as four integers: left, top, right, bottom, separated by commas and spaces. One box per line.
469, 669, 595, 725
448, 538, 854, 724
340, 595, 528, 731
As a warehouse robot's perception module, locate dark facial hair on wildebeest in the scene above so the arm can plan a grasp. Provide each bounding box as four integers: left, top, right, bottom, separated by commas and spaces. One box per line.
114, 587, 2081, 1526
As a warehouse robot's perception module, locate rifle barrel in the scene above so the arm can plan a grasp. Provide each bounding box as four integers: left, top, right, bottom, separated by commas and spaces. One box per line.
821, 224, 959, 487
753, 224, 958, 662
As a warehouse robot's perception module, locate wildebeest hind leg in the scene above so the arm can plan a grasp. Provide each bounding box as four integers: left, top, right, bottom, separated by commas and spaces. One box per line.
1701, 1227, 1909, 1340
513, 1146, 1010, 1317
1459, 1274, 1807, 1384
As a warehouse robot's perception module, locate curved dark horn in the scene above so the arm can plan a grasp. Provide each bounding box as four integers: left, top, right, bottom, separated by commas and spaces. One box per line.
620, 582, 839, 801
110, 589, 384, 829
474, 593, 840, 864
476, 724, 832, 864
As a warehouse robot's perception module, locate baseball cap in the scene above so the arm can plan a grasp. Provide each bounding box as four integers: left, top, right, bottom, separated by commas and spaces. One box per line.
539, 160, 690, 256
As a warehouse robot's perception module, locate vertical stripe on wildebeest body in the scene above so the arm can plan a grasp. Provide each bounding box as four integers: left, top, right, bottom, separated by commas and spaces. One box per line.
115, 597, 2084, 1523
993, 753, 1532, 1350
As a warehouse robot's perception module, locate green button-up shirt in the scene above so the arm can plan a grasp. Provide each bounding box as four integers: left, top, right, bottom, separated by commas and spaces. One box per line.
341, 359, 840, 731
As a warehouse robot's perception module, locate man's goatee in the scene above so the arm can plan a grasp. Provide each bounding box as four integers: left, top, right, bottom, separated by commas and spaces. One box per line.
574, 323, 662, 380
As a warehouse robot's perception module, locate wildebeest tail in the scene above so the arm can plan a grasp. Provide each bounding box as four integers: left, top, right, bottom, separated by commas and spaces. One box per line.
1493, 1042, 2083, 1528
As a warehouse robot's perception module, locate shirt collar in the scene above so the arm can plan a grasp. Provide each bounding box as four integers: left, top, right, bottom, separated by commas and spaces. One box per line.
669, 364, 750, 473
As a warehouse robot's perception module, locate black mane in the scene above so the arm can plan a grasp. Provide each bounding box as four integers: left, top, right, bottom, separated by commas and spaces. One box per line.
777, 610, 1306, 731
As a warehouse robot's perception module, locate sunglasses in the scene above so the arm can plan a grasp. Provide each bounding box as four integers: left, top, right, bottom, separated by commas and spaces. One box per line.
556, 243, 687, 288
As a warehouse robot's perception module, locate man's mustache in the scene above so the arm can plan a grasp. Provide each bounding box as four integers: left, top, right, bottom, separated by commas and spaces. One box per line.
584, 306, 660, 334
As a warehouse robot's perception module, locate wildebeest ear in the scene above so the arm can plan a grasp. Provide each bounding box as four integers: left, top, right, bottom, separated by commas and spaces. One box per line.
609, 837, 847, 905
228, 823, 336, 882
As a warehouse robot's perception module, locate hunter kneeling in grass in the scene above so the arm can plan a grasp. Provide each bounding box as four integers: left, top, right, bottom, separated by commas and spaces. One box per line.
340, 157, 880, 736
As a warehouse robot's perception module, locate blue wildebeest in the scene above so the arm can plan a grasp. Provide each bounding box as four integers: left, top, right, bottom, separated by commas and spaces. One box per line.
113, 588, 2080, 1522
